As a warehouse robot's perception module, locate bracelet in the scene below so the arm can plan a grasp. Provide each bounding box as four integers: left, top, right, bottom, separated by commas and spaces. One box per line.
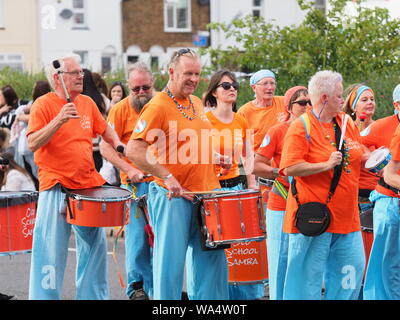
162, 173, 173, 180
272, 168, 279, 175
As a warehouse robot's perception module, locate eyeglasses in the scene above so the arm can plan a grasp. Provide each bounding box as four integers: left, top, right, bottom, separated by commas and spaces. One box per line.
61, 70, 84, 77
217, 82, 239, 91
131, 85, 152, 93
256, 81, 276, 87
293, 100, 312, 106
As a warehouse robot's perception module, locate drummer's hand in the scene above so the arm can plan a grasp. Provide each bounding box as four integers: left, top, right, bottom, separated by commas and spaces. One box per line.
326, 151, 342, 170
164, 175, 183, 199
126, 167, 145, 184
56, 103, 80, 125
247, 183, 257, 190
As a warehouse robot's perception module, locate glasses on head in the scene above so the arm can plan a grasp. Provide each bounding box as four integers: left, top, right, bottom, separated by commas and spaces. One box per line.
217, 82, 239, 91
61, 70, 84, 77
293, 100, 312, 107
131, 85, 152, 93
176, 48, 192, 58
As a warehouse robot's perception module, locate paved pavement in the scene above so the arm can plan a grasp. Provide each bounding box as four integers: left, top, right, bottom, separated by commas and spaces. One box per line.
1, 228, 269, 300
0, 228, 128, 300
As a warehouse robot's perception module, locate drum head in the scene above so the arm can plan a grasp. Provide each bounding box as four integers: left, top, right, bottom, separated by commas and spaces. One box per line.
365, 148, 389, 169
0, 191, 38, 208
69, 186, 131, 200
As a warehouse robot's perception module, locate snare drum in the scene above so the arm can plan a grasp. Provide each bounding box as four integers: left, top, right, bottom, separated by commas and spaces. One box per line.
225, 240, 268, 285
199, 190, 266, 248
365, 148, 392, 173
66, 186, 131, 227
258, 178, 274, 205
0, 191, 38, 255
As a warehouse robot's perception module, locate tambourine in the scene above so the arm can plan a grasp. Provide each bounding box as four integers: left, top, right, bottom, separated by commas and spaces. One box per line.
365, 148, 392, 173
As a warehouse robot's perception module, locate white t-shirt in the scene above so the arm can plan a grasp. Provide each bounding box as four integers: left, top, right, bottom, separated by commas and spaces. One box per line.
1, 169, 36, 191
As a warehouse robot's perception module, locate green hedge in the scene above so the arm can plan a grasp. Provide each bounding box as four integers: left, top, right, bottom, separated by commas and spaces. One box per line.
0, 66, 397, 119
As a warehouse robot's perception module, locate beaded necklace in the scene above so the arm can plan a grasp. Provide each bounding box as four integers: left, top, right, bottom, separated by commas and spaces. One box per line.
165, 88, 197, 121
312, 111, 351, 174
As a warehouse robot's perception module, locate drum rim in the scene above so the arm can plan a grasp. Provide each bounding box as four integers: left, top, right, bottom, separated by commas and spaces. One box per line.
67, 186, 132, 202
200, 189, 260, 200
365, 148, 391, 169
206, 236, 266, 247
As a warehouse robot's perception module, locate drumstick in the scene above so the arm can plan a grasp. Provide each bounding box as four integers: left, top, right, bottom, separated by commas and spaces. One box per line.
338, 114, 348, 150
182, 190, 235, 195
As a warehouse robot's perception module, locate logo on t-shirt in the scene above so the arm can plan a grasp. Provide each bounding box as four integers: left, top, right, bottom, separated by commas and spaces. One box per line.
134, 119, 146, 133
80, 115, 91, 129
260, 135, 270, 148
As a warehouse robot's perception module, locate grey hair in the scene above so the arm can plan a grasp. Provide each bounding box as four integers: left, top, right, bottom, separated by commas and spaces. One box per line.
45, 53, 81, 89
308, 70, 343, 105
127, 61, 153, 80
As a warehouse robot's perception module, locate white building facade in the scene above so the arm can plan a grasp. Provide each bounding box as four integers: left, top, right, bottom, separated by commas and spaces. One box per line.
39, 0, 123, 73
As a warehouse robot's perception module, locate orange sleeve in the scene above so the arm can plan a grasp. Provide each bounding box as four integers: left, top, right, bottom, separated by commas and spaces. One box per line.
257, 125, 279, 160
280, 119, 309, 170
390, 124, 400, 161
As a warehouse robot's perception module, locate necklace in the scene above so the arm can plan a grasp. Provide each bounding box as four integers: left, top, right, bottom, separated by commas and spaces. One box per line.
165, 88, 197, 121
312, 111, 351, 174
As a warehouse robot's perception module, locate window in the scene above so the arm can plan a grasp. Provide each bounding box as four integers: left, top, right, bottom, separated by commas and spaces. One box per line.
150, 56, 159, 70
101, 57, 111, 74
0, 54, 24, 71
127, 55, 139, 64
252, 0, 262, 18
73, 50, 88, 67
164, 0, 191, 32
72, 0, 87, 29
315, 0, 326, 13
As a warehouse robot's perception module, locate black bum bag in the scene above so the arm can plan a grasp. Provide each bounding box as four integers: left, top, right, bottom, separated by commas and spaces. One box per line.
294, 201, 331, 236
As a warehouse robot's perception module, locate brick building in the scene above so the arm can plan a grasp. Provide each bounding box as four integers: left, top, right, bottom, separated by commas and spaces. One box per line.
122, 0, 210, 70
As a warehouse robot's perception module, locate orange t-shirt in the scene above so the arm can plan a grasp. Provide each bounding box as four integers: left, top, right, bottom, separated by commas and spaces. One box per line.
130, 91, 220, 192
206, 111, 248, 181
257, 122, 290, 211
376, 122, 400, 198
237, 96, 285, 151
27, 92, 108, 191
107, 97, 152, 185
280, 111, 363, 234
361, 115, 400, 192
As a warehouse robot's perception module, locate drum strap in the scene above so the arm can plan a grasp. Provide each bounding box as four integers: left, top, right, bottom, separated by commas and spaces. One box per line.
378, 177, 400, 194
59, 184, 74, 220
273, 180, 288, 200
291, 117, 344, 205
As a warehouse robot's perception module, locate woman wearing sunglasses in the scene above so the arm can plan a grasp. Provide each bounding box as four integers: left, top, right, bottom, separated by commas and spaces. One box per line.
253, 86, 309, 300
200, 70, 262, 300
0, 152, 35, 191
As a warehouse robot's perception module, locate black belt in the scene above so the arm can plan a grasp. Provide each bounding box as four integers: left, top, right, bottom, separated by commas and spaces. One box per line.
378, 177, 400, 194
359, 189, 373, 199
219, 176, 242, 189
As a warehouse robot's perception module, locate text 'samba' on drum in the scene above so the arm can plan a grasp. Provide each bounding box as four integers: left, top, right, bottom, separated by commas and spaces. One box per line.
0, 191, 38, 255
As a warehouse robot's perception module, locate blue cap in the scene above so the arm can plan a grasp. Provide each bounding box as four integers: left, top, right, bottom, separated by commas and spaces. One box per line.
393, 84, 400, 102
250, 69, 275, 86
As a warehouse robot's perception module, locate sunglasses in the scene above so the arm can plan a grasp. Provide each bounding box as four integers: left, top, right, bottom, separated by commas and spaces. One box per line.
176, 48, 192, 57
131, 85, 152, 93
217, 82, 239, 91
293, 100, 312, 106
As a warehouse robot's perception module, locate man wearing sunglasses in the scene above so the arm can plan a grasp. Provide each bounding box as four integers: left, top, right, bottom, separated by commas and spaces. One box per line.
100, 62, 155, 300
126, 48, 229, 300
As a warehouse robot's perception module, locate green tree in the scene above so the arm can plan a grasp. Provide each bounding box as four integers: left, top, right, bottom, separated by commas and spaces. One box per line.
202, 0, 400, 117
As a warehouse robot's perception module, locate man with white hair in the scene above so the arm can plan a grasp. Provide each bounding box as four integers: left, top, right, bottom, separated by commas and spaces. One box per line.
27, 54, 124, 300
100, 62, 155, 300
